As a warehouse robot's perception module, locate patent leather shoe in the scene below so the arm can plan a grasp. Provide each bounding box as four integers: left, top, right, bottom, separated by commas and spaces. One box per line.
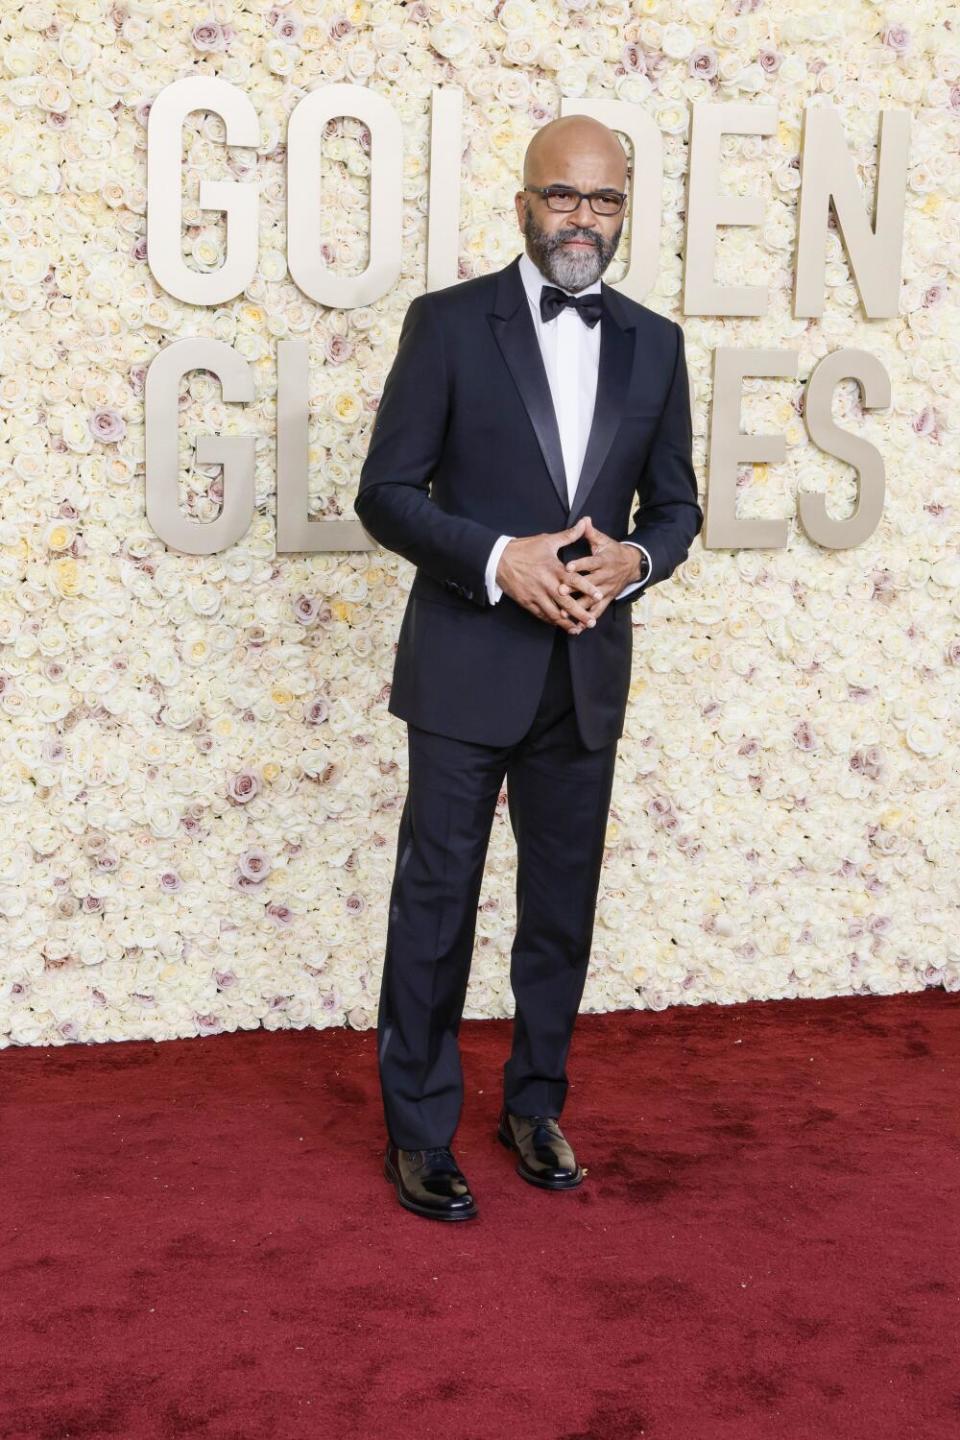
383, 1142, 478, 1221
497, 1106, 584, 1189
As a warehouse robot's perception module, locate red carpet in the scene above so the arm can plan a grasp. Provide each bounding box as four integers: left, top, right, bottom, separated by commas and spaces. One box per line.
2, 988, 958, 1439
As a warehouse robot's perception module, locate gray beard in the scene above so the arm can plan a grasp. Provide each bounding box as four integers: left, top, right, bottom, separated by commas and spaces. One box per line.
542, 244, 604, 292
522, 212, 622, 293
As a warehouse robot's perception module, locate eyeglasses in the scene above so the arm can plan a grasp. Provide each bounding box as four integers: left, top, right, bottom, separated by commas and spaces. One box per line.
523, 184, 627, 216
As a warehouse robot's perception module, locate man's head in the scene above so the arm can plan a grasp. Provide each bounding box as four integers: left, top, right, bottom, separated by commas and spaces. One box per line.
515, 115, 628, 293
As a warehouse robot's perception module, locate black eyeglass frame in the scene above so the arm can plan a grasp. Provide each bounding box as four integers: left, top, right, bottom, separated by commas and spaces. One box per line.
522, 184, 628, 215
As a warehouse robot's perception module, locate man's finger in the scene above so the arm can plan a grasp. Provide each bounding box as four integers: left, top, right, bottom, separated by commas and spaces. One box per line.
576, 585, 612, 617
556, 590, 597, 626
560, 516, 588, 544
555, 570, 601, 599
544, 588, 596, 630
561, 571, 604, 600
532, 593, 579, 632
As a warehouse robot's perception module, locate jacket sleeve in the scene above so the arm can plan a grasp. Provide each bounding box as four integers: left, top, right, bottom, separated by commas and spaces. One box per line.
614, 540, 652, 600
353, 293, 503, 608
618, 320, 703, 606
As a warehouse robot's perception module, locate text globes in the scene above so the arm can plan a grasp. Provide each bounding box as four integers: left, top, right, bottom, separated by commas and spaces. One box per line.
145, 78, 908, 556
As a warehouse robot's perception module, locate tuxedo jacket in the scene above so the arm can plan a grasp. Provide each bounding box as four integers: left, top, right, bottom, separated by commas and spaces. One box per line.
353, 253, 703, 751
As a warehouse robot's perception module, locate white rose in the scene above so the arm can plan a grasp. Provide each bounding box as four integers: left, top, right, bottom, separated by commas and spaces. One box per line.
661, 23, 695, 59
655, 98, 688, 136
504, 32, 541, 65
4, 42, 40, 77
906, 720, 944, 757
58, 28, 93, 70
498, 0, 536, 30
61, 409, 94, 454
930, 558, 960, 589
778, 54, 806, 84
430, 20, 472, 59
616, 73, 653, 102
264, 39, 296, 76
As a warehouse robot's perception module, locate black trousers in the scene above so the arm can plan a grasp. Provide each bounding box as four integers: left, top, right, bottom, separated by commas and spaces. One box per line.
377, 625, 619, 1149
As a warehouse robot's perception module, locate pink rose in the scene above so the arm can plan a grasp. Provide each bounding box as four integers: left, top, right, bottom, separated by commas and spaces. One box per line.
688, 46, 718, 80
88, 408, 126, 442
881, 24, 910, 54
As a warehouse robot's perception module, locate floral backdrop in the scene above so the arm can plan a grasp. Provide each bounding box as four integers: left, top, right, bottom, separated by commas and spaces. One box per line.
0, 0, 957, 1049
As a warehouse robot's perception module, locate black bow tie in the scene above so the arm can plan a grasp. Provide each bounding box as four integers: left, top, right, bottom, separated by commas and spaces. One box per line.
539, 285, 602, 328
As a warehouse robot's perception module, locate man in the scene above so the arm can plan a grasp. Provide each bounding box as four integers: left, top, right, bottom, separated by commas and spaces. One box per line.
354, 115, 703, 1222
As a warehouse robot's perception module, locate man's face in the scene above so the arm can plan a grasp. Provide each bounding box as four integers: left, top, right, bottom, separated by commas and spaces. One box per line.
516, 139, 627, 293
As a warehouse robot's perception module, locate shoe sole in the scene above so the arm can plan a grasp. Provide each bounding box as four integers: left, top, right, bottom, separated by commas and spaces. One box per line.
497, 1125, 584, 1189
383, 1154, 478, 1221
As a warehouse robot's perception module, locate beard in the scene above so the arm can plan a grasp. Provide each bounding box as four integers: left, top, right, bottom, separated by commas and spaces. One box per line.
522, 206, 623, 292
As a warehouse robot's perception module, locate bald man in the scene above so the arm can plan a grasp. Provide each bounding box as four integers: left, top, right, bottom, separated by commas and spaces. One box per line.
356, 115, 703, 1222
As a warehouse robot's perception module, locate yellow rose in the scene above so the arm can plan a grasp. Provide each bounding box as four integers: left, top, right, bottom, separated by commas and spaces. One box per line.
262, 760, 281, 781
46, 525, 72, 551
333, 392, 361, 423
52, 558, 79, 595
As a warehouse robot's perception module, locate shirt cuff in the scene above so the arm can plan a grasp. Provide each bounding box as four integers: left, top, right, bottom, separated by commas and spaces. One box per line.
485, 534, 514, 604
615, 542, 652, 600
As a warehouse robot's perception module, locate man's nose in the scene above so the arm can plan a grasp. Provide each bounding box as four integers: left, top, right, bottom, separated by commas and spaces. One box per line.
569, 195, 597, 225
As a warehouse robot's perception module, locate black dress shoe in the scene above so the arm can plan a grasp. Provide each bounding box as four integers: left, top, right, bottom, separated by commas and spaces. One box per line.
497, 1107, 584, 1189
383, 1142, 478, 1221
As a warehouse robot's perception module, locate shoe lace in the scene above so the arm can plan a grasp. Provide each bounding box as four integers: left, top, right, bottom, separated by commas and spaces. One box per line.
415, 1145, 458, 1172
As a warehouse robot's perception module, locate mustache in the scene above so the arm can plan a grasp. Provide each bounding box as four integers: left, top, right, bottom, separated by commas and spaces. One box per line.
546, 227, 602, 249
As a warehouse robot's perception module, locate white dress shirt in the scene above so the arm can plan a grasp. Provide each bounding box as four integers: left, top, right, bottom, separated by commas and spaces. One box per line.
483, 250, 651, 605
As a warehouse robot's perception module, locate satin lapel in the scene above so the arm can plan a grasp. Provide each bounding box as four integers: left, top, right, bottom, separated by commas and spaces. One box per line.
487, 258, 638, 520
487, 259, 568, 514
566, 302, 635, 523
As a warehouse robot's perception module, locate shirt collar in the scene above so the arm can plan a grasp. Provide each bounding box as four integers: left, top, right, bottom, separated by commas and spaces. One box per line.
518, 249, 602, 312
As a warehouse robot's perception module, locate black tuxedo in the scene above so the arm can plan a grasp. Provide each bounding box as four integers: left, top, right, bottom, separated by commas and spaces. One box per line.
354, 254, 703, 1150
354, 252, 703, 751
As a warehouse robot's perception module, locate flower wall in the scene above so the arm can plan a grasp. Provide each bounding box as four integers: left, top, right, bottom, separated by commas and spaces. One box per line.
0, 0, 957, 1048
